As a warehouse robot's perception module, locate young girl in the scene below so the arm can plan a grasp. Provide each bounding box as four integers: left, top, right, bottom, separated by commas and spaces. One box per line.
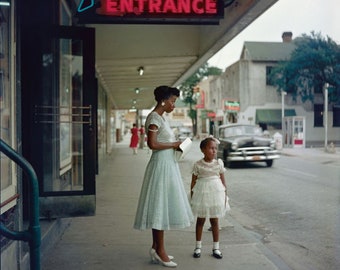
190, 137, 227, 259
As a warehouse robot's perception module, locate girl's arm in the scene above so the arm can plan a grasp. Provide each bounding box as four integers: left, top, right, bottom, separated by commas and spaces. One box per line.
190, 174, 198, 197
147, 124, 181, 150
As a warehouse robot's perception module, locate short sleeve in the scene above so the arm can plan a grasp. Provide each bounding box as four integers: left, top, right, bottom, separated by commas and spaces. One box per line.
217, 158, 226, 174
192, 162, 199, 176
146, 112, 162, 129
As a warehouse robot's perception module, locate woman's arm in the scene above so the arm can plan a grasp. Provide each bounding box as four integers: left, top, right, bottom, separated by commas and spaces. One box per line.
147, 124, 181, 150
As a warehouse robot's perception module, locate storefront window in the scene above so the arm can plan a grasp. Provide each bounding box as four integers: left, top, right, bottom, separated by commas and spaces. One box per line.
39, 38, 85, 193
1, 1, 16, 213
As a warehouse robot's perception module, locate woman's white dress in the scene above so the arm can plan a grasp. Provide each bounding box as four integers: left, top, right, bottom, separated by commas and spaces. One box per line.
191, 158, 226, 218
134, 112, 194, 230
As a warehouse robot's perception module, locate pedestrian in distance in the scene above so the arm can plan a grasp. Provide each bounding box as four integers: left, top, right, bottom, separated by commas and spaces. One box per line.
190, 136, 227, 259
133, 85, 194, 268
129, 123, 139, 154
139, 124, 146, 149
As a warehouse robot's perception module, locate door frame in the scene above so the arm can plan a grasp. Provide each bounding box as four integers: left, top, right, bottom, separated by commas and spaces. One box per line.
26, 25, 97, 217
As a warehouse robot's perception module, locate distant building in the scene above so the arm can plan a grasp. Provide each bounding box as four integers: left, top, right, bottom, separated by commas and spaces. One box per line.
200, 32, 339, 147
166, 98, 193, 128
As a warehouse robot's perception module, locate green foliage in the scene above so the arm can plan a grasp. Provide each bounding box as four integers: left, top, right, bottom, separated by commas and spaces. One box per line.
178, 63, 222, 132
178, 63, 222, 135
271, 32, 340, 103
180, 63, 222, 105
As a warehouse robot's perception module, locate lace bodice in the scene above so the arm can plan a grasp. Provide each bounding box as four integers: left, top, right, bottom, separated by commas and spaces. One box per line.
192, 158, 225, 179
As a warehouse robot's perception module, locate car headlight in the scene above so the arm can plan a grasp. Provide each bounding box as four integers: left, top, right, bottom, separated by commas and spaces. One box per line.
231, 142, 238, 150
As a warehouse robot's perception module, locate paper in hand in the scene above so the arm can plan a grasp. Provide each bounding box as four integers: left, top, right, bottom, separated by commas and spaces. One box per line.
175, 138, 192, 161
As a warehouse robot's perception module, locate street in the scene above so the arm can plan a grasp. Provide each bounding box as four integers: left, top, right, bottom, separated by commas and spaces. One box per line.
179, 140, 340, 270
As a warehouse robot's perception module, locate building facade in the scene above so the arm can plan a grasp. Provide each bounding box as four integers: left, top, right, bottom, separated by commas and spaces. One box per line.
0, 1, 116, 269
200, 33, 339, 146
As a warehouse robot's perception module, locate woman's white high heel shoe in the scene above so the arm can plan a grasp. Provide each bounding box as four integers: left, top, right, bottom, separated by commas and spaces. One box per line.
149, 248, 174, 263
153, 252, 177, 268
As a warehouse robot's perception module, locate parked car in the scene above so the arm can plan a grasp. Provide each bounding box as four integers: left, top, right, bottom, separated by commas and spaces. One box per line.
177, 127, 193, 141
216, 124, 280, 167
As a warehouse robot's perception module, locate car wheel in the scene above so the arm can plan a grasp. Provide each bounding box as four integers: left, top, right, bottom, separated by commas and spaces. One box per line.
266, 160, 273, 167
224, 152, 232, 168
226, 160, 233, 168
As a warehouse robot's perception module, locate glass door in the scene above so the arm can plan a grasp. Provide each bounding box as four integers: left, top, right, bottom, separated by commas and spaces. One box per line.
33, 26, 96, 218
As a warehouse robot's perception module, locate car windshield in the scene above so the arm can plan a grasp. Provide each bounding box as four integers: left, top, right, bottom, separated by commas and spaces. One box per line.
220, 125, 262, 138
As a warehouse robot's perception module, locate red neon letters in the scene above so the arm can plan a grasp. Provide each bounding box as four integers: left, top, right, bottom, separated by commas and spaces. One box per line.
98, 0, 218, 16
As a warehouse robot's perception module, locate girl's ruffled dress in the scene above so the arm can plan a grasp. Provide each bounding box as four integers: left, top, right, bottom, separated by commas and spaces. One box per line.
191, 159, 227, 218
134, 112, 194, 230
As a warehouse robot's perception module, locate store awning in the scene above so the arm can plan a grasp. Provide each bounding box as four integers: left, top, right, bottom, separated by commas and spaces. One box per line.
256, 109, 296, 124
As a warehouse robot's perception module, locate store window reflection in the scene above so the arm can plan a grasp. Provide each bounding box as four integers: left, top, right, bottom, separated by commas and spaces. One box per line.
1, 2, 16, 212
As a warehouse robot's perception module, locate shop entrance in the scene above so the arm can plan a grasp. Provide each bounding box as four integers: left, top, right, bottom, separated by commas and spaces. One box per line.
22, 26, 97, 218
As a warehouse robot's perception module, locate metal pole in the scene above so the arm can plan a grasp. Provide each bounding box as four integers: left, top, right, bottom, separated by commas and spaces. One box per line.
281, 91, 287, 119
0, 139, 41, 270
324, 83, 329, 150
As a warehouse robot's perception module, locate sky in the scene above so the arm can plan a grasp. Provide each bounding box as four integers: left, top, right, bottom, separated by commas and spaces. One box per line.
208, 0, 340, 70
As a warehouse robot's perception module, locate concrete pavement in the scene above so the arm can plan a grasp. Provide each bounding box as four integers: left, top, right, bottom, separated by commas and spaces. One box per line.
40, 137, 339, 270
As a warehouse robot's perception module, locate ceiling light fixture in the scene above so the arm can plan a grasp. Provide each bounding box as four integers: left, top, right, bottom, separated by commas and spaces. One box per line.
135, 88, 140, 94
0, 1, 10, 6
138, 66, 144, 76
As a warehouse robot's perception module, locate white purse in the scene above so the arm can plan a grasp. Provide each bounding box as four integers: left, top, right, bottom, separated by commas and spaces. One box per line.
225, 196, 231, 212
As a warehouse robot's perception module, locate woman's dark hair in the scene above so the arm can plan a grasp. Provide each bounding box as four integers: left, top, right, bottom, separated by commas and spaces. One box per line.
200, 137, 216, 150
154, 85, 180, 102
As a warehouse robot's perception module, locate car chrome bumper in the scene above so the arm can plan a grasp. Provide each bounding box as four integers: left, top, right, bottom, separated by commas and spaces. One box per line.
227, 149, 280, 162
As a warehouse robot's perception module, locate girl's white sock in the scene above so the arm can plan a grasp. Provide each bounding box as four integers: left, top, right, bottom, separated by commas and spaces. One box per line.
196, 241, 202, 248
213, 242, 219, 250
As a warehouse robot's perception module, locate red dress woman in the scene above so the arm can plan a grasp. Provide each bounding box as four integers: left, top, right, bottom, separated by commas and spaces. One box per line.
130, 123, 139, 154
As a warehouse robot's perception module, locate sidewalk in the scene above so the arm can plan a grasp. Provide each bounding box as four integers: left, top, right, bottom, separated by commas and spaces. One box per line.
41, 136, 340, 270
280, 145, 340, 166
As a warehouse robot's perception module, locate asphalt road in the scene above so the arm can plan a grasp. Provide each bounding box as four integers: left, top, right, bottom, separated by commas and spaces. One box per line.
179, 141, 340, 270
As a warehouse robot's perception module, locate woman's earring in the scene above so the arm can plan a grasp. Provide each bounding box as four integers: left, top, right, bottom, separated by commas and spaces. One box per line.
161, 102, 165, 106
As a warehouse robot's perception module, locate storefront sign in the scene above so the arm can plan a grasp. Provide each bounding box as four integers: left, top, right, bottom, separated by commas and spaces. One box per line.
195, 89, 205, 109
224, 100, 240, 112
76, 0, 224, 24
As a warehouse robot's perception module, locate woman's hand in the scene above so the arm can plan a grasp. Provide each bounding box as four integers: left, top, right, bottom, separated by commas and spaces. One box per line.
173, 141, 181, 149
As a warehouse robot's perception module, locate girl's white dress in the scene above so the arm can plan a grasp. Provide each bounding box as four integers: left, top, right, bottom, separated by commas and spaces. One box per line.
134, 112, 194, 230
191, 158, 226, 218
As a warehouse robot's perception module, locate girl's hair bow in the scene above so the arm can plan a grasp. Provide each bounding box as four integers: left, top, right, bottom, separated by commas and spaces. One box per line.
208, 135, 220, 144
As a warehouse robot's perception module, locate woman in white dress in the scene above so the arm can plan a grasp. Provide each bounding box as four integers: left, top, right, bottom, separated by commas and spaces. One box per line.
134, 86, 193, 268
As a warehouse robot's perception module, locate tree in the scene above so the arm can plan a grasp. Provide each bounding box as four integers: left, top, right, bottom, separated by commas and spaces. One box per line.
271, 32, 340, 103
178, 63, 222, 136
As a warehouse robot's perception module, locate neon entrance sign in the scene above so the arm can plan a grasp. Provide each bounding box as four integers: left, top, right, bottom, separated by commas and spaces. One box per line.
76, 0, 224, 24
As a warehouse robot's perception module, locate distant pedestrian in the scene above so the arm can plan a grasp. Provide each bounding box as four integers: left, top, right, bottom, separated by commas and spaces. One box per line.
129, 123, 139, 154
190, 136, 227, 259
139, 125, 145, 149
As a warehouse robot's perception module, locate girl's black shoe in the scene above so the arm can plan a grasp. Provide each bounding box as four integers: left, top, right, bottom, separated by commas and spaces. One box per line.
212, 249, 223, 259
193, 248, 201, 258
